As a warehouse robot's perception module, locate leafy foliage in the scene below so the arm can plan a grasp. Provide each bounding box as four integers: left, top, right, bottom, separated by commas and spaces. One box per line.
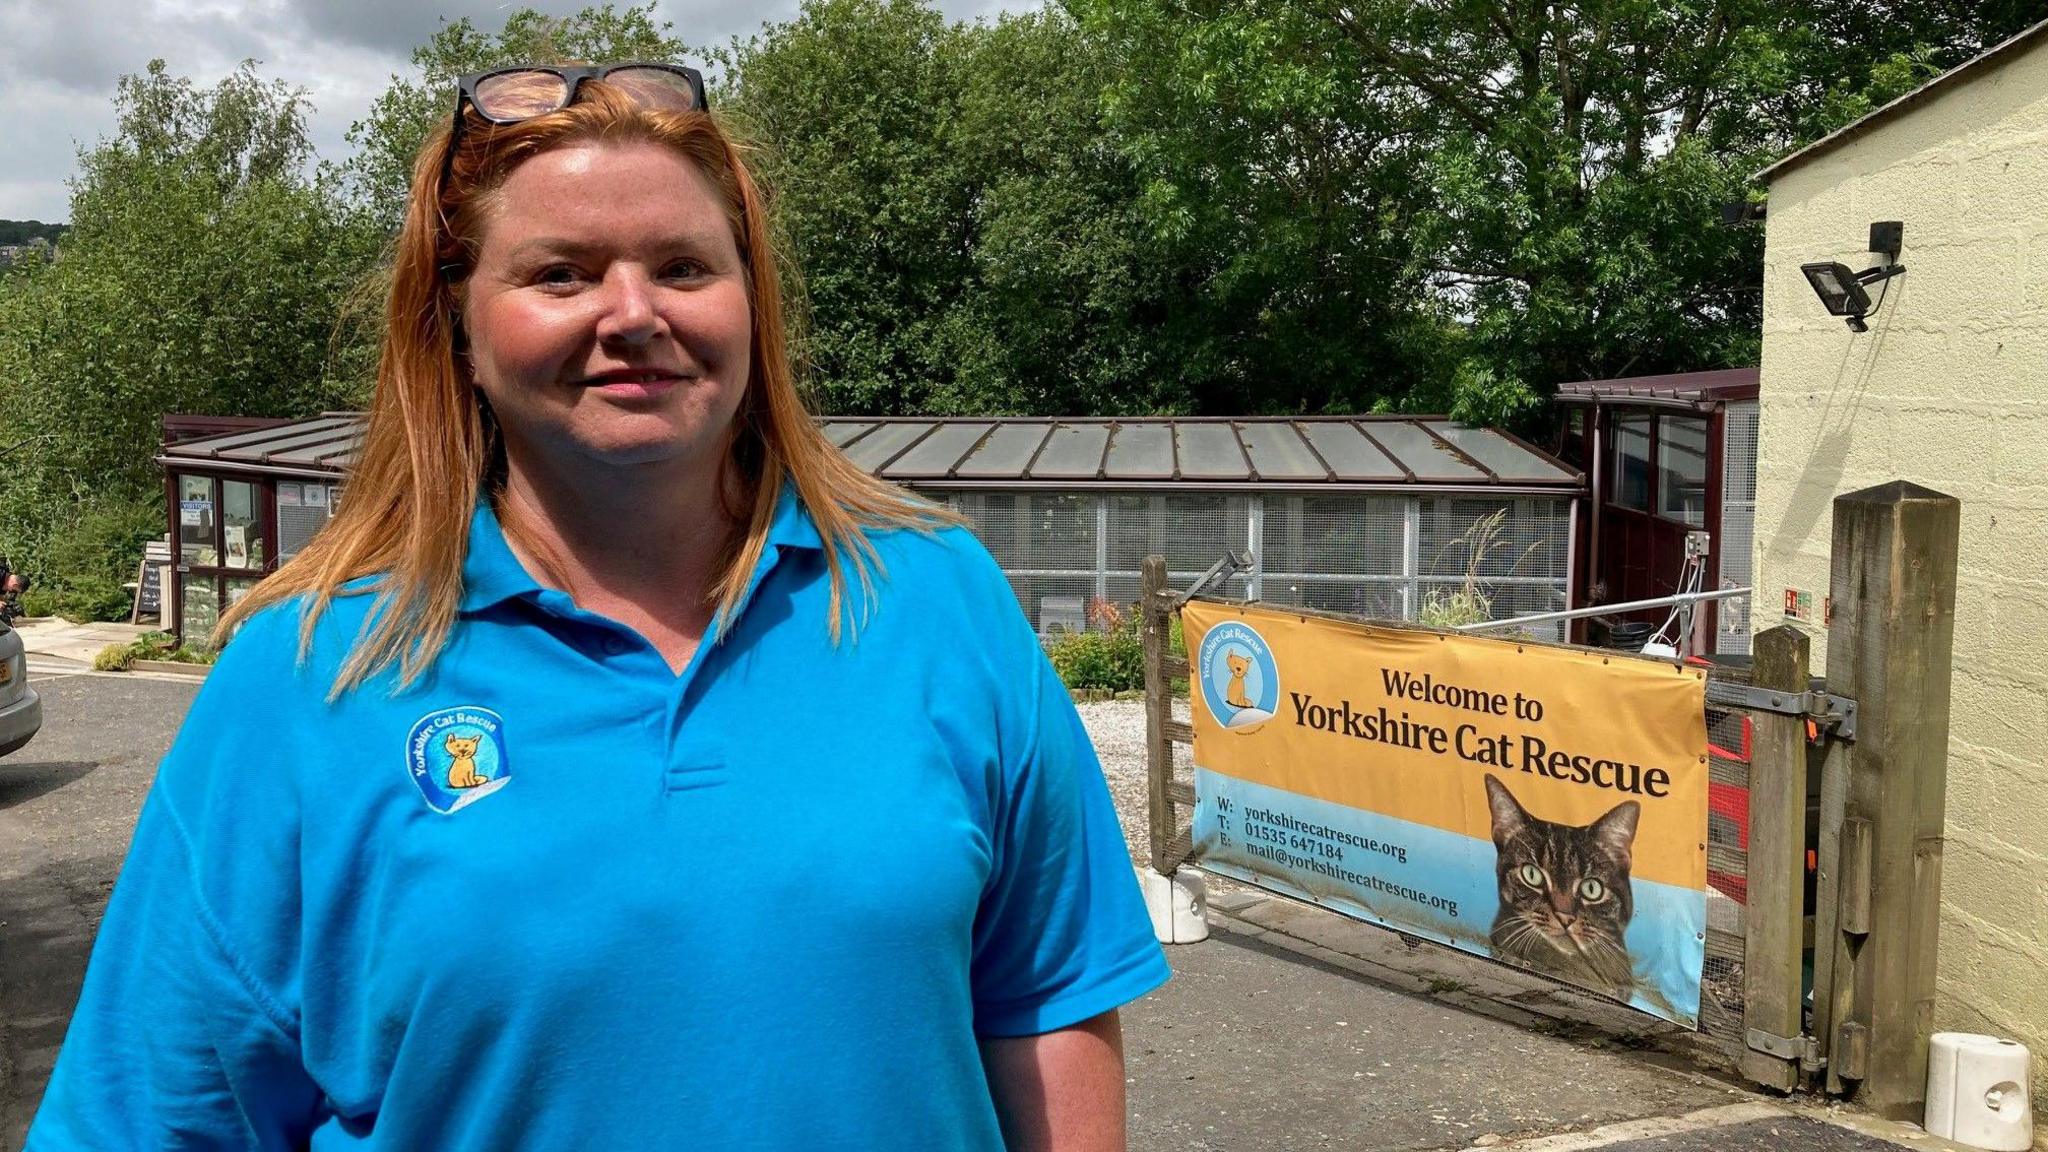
1047, 616, 1147, 693
0, 61, 381, 612
339, 5, 688, 228
0, 221, 68, 248
92, 630, 218, 671
6, 1, 2045, 619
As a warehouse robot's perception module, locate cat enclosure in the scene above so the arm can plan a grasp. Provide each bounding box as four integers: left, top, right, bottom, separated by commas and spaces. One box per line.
157, 413, 1582, 646
1143, 480, 1959, 1111
820, 416, 1584, 640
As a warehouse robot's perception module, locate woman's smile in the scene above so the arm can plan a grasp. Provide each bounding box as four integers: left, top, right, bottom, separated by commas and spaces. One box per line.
461, 140, 753, 475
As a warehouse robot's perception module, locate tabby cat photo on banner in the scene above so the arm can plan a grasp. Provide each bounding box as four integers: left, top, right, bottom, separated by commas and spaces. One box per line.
1181, 601, 1710, 1026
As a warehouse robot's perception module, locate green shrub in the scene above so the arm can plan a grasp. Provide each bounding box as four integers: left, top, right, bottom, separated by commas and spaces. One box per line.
1047, 597, 1151, 692
17, 491, 161, 623
1048, 627, 1146, 692
92, 631, 218, 671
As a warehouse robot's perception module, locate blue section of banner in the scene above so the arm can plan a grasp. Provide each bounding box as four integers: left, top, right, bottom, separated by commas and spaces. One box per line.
1193, 767, 1704, 1026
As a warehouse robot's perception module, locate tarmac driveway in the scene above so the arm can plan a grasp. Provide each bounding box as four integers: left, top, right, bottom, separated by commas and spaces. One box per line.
0, 670, 1906, 1152
0, 670, 198, 1144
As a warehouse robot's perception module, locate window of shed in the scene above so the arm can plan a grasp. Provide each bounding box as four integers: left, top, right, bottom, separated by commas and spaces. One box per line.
1657, 415, 1708, 527
222, 479, 263, 569
1611, 415, 1652, 511
178, 475, 217, 567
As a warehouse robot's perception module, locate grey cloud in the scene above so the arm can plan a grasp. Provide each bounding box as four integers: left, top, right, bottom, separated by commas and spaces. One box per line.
0, 0, 282, 94
287, 0, 799, 59
0, 0, 1034, 221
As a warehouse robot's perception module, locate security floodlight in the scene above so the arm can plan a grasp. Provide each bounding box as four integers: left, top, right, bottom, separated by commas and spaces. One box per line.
1802, 262, 1869, 319
1800, 221, 1907, 333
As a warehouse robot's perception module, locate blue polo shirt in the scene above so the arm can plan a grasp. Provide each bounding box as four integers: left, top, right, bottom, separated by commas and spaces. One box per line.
30, 489, 1170, 1149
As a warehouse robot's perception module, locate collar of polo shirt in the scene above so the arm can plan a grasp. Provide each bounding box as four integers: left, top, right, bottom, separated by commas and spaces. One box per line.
457, 480, 825, 616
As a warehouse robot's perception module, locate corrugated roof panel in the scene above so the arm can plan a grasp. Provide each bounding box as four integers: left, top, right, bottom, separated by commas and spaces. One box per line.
167, 416, 354, 458
268, 433, 366, 468
1103, 423, 1174, 480
1297, 423, 1404, 482
1237, 423, 1328, 481
1175, 423, 1250, 480
884, 421, 992, 479
234, 427, 362, 464
821, 421, 874, 448
1366, 421, 1488, 482
954, 423, 1050, 478
842, 422, 933, 471
1030, 423, 1110, 479
152, 412, 1583, 489
1426, 422, 1575, 483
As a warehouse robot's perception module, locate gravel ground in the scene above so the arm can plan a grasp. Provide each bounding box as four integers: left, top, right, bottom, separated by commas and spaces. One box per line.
1075, 697, 1254, 904
1075, 698, 1158, 867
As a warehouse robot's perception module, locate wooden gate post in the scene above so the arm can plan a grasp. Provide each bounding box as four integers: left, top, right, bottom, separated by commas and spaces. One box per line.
1141, 555, 1176, 874
1818, 482, 1961, 1117
1741, 625, 1812, 1090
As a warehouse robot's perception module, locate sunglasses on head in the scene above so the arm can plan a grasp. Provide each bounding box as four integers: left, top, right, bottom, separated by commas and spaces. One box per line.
441, 62, 708, 189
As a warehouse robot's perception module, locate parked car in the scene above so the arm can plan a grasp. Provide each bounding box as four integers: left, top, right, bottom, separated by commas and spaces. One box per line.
0, 613, 41, 757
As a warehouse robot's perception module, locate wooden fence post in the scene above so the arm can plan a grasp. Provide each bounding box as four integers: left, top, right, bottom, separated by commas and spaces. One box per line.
1740, 625, 1812, 1091
1818, 482, 1960, 1117
1142, 555, 1176, 875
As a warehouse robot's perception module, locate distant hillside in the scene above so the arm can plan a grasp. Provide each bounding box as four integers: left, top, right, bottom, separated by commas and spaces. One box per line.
0, 220, 68, 246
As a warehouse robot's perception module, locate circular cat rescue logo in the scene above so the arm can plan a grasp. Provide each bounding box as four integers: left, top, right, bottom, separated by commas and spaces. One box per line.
405, 706, 511, 814
1197, 621, 1280, 733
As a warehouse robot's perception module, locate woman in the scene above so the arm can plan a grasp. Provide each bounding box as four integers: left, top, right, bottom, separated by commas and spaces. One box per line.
30, 63, 1169, 1149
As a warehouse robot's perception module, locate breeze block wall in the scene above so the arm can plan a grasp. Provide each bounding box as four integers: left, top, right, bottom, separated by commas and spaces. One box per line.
1755, 38, 2048, 1132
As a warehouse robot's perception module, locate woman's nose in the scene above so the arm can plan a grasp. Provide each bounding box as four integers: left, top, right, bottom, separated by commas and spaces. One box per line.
595, 267, 665, 346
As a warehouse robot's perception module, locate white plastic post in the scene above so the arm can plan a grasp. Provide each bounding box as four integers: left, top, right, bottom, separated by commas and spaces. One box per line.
1138, 866, 1208, 944
1926, 1033, 2033, 1151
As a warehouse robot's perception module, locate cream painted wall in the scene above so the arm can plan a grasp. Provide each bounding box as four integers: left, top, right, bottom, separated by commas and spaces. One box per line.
1756, 39, 2048, 1130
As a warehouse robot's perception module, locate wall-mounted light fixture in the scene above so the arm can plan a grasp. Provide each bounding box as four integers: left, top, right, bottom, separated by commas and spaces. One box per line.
1801, 221, 1906, 332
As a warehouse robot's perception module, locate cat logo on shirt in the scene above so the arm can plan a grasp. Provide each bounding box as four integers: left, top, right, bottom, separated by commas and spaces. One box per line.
1196, 621, 1280, 734
405, 706, 511, 814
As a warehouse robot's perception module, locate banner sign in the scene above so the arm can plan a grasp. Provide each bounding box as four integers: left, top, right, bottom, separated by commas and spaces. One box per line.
1183, 601, 1710, 1026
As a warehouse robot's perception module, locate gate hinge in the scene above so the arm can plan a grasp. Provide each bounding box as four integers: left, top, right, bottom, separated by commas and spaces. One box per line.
1746, 1027, 1823, 1068
1705, 682, 1858, 741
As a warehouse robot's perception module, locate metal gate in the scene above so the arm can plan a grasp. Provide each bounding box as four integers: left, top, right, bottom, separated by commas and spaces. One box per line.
1140, 478, 1957, 1111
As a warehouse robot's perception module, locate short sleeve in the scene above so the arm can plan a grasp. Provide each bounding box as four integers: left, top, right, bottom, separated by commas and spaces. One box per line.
27, 608, 322, 1149
968, 654, 1172, 1037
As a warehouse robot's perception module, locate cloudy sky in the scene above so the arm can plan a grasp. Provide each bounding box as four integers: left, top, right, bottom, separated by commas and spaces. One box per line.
0, 0, 1019, 223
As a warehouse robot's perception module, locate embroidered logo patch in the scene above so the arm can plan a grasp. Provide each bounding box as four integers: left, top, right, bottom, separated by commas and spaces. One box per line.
405, 706, 511, 814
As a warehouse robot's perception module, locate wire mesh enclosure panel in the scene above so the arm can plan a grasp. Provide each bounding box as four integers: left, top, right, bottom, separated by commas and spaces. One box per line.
944, 489, 1575, 639
1700, 698, 1753, 1053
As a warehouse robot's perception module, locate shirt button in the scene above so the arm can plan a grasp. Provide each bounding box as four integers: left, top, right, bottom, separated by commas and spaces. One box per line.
602, 636, 628, 657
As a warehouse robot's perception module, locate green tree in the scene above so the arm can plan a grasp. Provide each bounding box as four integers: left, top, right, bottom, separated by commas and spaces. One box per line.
0, 61, 378, 618
933, 10, 1190, 416
720, 0, 1196, 417
1071, 0, 1461, 417
340, 4, 688, 230
715, 0, 978, 415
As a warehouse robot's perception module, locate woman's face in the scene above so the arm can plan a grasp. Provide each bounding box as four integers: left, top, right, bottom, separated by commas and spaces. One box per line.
462, 140, 752, 483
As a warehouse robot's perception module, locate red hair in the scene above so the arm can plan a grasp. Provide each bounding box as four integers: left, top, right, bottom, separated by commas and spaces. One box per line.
223, 80, 942, 693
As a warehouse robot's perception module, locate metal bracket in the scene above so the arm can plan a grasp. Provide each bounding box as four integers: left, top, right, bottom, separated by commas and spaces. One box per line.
1746, 1027, 1820, 1065
1174, 551, 1254, 608
1705, 681, 1858, 741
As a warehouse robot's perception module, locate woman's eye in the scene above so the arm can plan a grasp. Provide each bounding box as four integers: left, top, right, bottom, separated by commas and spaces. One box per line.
534, 265, 582, 287
661, 260, 706, 280
1517, 864, 1545, 889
